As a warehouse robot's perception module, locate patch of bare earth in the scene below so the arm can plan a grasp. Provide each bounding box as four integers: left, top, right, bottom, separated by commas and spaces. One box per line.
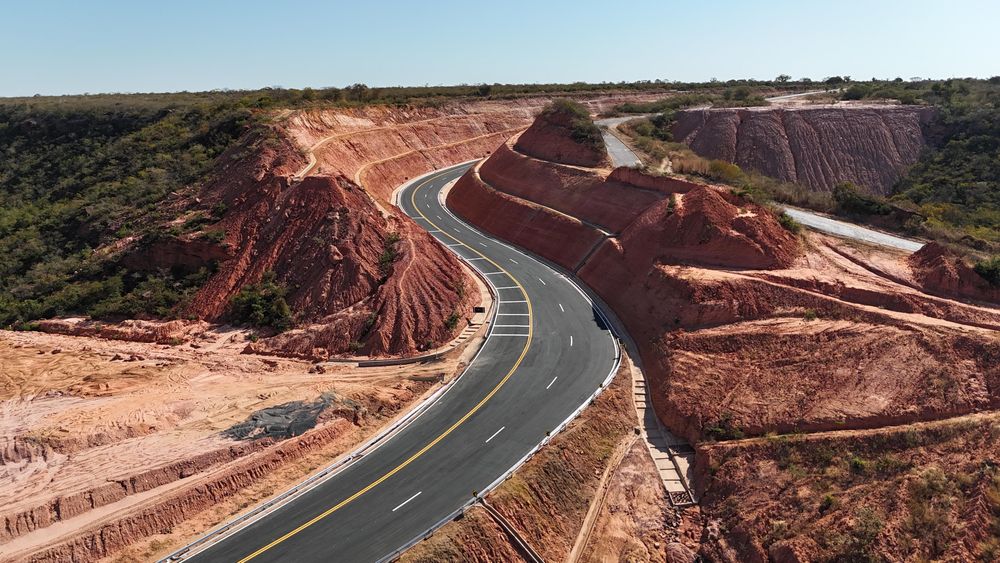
0, 325, 474, 562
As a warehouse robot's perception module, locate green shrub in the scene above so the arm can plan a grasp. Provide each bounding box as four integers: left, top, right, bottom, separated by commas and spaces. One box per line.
833, 182, 892, 216
974, 256, 1000, 285
228, 271, 293, 331
778, 212, 803, 233
819, 493, 839, 514
445, 311, 461, 331
849, 455, 870, 474
705, 412, 745, 441
541, 99, 603, 150
379, 232, 401, 277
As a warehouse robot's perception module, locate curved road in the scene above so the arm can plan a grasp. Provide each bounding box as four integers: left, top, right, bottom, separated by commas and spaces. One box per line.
182, 162, 619, 562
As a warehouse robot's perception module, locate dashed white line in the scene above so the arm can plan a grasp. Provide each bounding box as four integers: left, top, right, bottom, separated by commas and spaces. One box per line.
492, 333, 530, 337
546, 376, 558, 389
499, 300, 527, 304
559, 303, 565, 312
479, 242, 488, 248
465, 257, 487, 261
494, 325, 529, 328
485, 272, 507, 276
484, 426, 505, 443
493, 286, 518, 290
437, 215, 443, 220
392, 491, 422, 512
538, 278, 546, 285
497, 313, 529, 316
446, 243, 465, 248
509, 258, 518, 264
570, 335, 574, 346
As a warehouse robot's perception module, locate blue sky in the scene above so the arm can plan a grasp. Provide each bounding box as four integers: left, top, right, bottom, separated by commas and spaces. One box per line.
1, 0, 997, 97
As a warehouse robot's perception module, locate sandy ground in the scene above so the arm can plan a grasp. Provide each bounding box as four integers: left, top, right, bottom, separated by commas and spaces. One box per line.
0, 324, 472, 559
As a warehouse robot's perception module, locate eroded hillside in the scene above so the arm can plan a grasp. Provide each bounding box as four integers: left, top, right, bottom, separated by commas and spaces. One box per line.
447, 103, 1000, 560
673, 104, 935, 195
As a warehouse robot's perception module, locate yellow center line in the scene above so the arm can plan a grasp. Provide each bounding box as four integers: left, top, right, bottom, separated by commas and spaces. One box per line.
237, 165, 533, 562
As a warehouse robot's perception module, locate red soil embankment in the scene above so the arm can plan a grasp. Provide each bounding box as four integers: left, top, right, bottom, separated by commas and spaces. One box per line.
169, 130, 477, 359
448, 167, 605, 271
479, 140, 662, 233
695, 412, 1000, 562
513, 103, 609, 167
673, 105, 935, 195
288, 93, 663, 201
908, 242, 1000, 304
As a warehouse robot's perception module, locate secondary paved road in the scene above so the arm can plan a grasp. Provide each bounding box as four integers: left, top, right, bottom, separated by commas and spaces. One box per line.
595, 116, 644, 167
182, 162, 619, 562
594, 118, 924, 252
782, 207, 924, 252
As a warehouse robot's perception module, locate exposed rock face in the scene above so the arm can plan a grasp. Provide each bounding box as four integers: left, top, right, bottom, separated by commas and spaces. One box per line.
191, 164, 475, 358
33, 318, 208, 345
607, 186, 800, 271
908, 242, 1000, 304
479, 140, 660, 233
449, 167, 605, 271
513, 102, 609, 167
673, 105, 935, 195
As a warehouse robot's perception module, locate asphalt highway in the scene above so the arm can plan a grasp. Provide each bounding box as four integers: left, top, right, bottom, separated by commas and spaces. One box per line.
184, 162, 619, 562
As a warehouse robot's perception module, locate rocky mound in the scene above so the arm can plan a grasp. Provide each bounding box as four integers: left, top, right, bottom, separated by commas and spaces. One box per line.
908, 242, 1000, 304
673, 105, 935, 195
513, 100, 609, 167
125, 128, 476, 358
612, 186, 800, 270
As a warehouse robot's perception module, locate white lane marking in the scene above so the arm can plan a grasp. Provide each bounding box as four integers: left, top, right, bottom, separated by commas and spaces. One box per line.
485, 426, 505, 443
570, 335, 574, 346
497, 313, 529, 316
559, 303, 565, 312
494, 324, 529, 328
479, 242, 488, 248
485, 272, 507, 276
453, 228, 461, 234
493, 286, 519, 290
538, 278, 546, 285
509, 258, 518, 264
465, 257, 487, 261
437, 215, 443, 220
492, 334, 530, 337
499, 300, 527, 304
427, 229, 442, 233
446, 243, 465, 248
546, 376, 558, 389
392, 491, 422, 512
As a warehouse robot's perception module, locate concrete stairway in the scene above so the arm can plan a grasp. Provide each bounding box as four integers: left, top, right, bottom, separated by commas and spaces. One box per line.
631, 373, 697, 507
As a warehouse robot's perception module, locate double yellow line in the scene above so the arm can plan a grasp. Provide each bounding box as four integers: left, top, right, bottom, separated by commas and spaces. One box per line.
236, 166, 533, 562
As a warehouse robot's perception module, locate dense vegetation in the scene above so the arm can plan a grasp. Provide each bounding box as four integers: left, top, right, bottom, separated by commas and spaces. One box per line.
0, 97, 258, 326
